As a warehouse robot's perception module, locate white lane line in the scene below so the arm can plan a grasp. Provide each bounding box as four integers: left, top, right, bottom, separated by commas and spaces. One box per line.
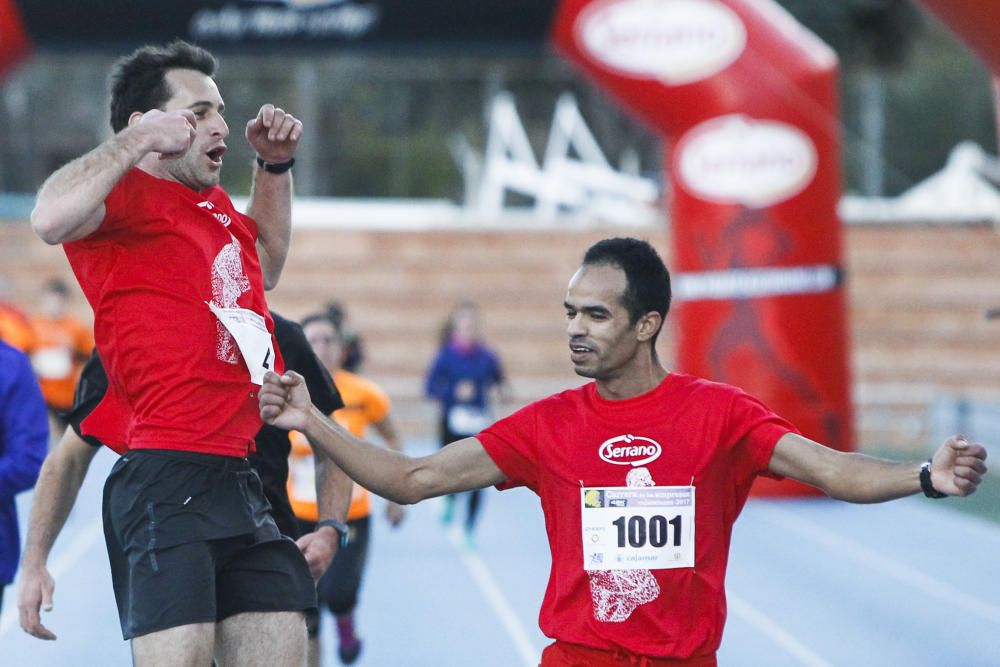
447, 528, 542, 667
727, 594, 835, 667
0, 520, 104, 638
767, 507, 1000, 625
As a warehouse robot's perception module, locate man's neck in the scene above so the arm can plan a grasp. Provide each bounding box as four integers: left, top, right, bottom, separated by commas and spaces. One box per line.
595, 361, 669, 401
135, 157, 171, 182
135, 158, 197, 191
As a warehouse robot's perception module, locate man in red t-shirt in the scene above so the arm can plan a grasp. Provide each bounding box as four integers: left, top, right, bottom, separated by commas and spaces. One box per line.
259, 237, 988, 666
28, 41, 321, 667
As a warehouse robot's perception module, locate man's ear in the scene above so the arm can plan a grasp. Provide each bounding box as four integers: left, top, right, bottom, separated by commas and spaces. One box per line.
127, 111, 144, 127
636, 312, 662, 343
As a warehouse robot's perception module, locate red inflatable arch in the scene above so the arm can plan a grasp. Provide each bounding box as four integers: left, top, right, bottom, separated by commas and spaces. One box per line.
552, 0, 853, 495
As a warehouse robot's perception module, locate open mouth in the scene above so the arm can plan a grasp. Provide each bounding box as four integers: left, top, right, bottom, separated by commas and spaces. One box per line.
206, 146, 226, 165
570, 343, 594, 360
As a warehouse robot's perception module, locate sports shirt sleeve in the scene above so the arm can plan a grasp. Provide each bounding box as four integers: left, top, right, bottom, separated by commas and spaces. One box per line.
275, 316, 343, 415
476, 402, 540, 492
724, 390, 798, 480
87, 172, 131, 240
362, 381, 390, 424
66, 351, 108, 449
489, 348, 505, 385
425, 349, 449, 401
236, 208, 259, 241
0, 347, 48, 495
304, 362, 342, 416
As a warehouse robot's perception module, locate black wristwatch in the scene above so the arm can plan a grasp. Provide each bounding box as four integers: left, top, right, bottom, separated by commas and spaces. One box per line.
919, 459, 947, 499
316, 518, 351, 547
256, 155, 295, 174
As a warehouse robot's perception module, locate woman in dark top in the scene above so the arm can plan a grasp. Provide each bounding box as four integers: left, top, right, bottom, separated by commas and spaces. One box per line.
425, 302, 508, 547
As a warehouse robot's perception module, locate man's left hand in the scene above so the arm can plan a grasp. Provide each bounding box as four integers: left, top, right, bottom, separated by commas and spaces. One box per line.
930, 435, 988, 496
246, 104, 303, 163
296, 527, 338, 580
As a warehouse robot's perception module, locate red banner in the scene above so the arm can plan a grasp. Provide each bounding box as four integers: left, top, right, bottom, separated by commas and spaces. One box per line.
553, 0, 853, 495
0, 0, 30, 79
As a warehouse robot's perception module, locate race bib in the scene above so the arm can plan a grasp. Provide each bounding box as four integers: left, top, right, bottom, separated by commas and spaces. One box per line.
581, 486, 695, 571
447, 405, 492, 436
288, 454, 317, 504
207, 302, 275, 385
32, 347, 73, 379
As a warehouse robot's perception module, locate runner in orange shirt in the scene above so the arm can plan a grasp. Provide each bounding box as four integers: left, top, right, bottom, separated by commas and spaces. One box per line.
29, 279, 93, 425
288, 313, 405, 666
0, 276, 36, 353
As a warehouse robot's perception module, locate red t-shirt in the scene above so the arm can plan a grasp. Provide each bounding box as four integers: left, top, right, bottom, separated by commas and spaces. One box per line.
63, 168, 283, 456
477, 372, 796, 659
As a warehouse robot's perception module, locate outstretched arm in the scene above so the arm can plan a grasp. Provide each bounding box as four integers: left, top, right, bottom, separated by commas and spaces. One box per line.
19, 427, 100, 640
372, 414, 407, 526
32, 109, 197, 244
245, 104, 302, 289
768, 432, 987, 503
260, 371, 507, 504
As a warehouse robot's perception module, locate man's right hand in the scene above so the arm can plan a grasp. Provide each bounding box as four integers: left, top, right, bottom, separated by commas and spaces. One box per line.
132, 109, 197, 160
18, 563, 57, 640
259, 371, 313, 432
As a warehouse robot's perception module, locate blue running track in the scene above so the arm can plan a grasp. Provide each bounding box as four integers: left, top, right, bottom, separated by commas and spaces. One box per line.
2, 442, 998, 666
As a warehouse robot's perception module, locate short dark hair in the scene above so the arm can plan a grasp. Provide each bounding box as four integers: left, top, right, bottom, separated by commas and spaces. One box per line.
439, 300, 478, 346
301, 313, 340, 336
109, 40, 217, 133
582, 237, 671, 343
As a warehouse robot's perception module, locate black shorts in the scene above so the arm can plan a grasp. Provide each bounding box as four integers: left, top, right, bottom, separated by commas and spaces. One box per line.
102, 449, 317, 640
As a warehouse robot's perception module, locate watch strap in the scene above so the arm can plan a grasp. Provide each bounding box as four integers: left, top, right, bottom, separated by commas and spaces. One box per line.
919, 459, 947, 499
256, 155, 295, 174
316, 518, 350, 547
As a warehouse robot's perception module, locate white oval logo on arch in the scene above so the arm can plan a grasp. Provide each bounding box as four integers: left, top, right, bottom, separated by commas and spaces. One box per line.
676, 114, 818, 207
598, 434, 663, 467
576, 0, 747, 85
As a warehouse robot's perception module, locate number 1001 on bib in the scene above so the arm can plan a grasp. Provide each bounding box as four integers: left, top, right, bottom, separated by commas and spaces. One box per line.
580, 486, 695, 571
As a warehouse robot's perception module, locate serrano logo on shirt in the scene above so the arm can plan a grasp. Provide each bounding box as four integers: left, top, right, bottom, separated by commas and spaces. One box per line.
598, 434, 662, 467
198, 200, 232, 227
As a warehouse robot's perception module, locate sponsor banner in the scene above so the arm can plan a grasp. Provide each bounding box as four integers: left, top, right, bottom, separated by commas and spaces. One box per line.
13, 0, 558, 48
576, 0, 746, 85
674, 264, 841, 301
676, 114, 818, 207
